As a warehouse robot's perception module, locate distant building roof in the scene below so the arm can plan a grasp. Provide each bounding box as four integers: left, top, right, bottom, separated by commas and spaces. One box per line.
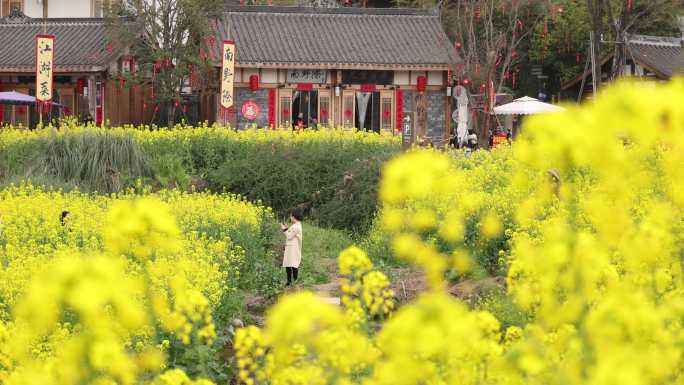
0, 11, 115, 73
561, 34, 684, 92
626, 34, 684, 78
216, 6, 459, 70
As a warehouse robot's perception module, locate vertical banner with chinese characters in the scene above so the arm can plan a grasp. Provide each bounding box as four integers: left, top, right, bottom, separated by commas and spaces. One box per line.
35, 35, 55, 115
219, 40, 235, 123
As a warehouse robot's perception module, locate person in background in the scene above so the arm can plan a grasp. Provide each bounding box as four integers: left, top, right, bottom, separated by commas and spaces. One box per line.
60, 210, 70, 227
465, 128, 478, 155
295, 112, 305, 131
281, 209, 303, 286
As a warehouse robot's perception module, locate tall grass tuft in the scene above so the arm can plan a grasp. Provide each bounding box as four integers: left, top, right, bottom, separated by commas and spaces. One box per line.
31, 129, 152, 193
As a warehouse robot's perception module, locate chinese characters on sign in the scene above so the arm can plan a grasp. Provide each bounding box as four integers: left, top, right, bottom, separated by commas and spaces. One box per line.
35, 35, 55, 109
286, 69, 327, 84
220, 41, 235, 111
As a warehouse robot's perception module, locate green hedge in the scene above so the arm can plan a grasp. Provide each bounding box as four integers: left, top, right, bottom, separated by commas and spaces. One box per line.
0, 125, 401, 233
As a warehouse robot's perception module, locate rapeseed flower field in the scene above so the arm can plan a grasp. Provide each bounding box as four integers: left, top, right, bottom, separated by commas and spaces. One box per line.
1, 79, 684, 385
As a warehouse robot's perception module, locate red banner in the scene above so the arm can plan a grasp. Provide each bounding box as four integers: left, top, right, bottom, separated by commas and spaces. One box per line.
360, 84, 376, 92
268, 89, 276, 128
297, 83, 313, 91
395, 89, 403, 131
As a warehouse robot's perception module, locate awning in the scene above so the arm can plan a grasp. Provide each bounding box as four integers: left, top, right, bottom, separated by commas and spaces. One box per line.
0, 91, 62, 107
493, 96, 565, 115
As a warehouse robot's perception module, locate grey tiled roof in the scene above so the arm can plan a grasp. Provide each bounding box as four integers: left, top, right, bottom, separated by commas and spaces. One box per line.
217, 6, 459, 69
0, 15, 114, 73
627, 35, 684, 78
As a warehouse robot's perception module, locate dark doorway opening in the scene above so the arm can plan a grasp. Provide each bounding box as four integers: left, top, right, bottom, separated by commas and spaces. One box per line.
292, 90, 318, 129
355, 91, 380, 132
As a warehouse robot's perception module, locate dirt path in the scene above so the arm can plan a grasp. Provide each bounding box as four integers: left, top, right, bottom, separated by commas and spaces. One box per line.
312, 279, 341, 305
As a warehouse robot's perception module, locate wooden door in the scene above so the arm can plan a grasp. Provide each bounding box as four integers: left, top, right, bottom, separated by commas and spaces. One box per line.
379, 90, 394, 133
342, 89, 355, 129
277, 89, 292, 129
318, 90, 331, 128
414, 92, 427, 139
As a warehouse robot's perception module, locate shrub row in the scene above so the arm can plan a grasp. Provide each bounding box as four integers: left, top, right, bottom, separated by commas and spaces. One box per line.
0, 125, 401, 233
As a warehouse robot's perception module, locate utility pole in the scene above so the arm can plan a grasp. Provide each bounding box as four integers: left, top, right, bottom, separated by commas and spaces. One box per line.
589, 31, 598, 96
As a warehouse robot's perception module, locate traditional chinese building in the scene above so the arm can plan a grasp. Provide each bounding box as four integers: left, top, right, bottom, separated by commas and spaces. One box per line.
0, 9, 147, 127
215, 6, 459, 142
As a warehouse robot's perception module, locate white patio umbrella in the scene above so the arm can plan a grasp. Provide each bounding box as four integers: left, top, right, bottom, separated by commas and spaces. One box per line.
493, 96, 565, 115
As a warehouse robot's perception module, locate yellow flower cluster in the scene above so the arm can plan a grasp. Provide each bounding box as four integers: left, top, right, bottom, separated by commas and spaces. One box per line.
338, 247, 394, 325
0, 123, 400, 153
234, 79, 684, 385
0, 185, 273, 385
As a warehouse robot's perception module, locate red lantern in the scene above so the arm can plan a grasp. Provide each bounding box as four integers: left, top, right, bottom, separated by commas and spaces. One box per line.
416, 75, 427, 92
249, 75, 259, 91
455, 41, 462, 50
344, 109, 353, 119
463, 78, 470, 86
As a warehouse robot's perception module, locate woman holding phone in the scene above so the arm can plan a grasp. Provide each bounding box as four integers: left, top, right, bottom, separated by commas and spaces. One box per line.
281, 209, 303, 286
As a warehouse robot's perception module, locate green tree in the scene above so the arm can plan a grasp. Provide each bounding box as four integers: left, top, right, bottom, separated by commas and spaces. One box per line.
529, 0, 682, 93
106, 0, 224, 127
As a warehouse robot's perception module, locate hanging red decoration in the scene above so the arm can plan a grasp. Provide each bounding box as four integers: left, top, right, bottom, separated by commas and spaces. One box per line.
344, 109, 353, 119
576, 53, 581, 64
456, 63, 465, 74
512, 72, 517, 88
249, 75, 260, 91
474, 5, 481, 19
462, 78, 470, 86
361, 84, 376, 92
143, 102, 148, 111
416, 76, 427, 92
76, 78, 86, 95
395, 89, 403, 131
182, 105, 188, 114
268, 89, 276, 128
627, 0, 632, 11
480, 83, 486, 92
455, 41, 462, 50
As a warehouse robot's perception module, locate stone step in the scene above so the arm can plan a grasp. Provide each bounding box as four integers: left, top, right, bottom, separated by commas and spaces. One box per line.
319, 296, 341, 305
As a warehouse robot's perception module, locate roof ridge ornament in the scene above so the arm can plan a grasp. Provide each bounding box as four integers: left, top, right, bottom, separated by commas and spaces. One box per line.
2, 7, 30, 24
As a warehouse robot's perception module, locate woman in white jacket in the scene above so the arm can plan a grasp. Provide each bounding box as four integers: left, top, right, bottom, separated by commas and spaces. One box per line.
281, 209, 303, 286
